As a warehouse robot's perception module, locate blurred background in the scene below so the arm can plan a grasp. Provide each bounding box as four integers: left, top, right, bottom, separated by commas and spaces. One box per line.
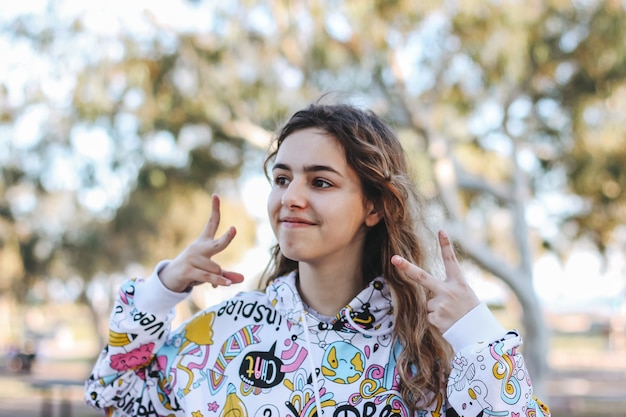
1, 0, 625, 416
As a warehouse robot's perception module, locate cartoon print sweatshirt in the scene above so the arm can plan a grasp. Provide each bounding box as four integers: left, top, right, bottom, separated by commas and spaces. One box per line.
85, 264, 551, 417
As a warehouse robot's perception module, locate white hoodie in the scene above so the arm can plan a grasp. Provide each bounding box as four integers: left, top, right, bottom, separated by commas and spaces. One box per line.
85, 267, 550, 417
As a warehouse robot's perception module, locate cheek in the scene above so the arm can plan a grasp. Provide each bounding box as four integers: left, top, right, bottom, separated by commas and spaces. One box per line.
267, 189, 281, 223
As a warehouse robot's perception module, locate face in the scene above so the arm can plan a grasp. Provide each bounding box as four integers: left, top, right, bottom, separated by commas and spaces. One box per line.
267, 128, 381, 268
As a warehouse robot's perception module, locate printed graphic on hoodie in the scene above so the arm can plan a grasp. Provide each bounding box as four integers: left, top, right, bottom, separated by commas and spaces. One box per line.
85, 272, 550, 417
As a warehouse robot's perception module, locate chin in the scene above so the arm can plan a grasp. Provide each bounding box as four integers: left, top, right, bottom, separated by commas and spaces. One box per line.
280, 250, 303, 262
278, 247, 308, 263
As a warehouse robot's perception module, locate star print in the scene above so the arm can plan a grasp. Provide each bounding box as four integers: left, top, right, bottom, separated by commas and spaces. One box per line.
192, 411, 204, 417
207, 402, 219, 412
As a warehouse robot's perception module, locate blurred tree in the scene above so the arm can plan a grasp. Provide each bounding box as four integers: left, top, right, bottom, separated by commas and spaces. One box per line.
2, 0, 626, 393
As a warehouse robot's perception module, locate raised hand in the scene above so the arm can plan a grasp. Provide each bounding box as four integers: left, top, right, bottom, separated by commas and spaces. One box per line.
159, 194, 245, 293
391, 230, 480, 334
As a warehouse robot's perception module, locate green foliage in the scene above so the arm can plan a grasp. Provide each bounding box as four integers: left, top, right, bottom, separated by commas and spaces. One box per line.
1, 0, 625, 305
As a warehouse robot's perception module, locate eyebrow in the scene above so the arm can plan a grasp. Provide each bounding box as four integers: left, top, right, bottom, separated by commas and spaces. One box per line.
272, 163, 342, 176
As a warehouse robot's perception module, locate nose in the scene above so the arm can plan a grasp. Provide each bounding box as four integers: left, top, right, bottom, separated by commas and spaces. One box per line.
281, 179, 307, 208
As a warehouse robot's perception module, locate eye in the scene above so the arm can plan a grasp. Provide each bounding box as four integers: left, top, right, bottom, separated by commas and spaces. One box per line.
312, 178, 332, 188
274, 175, 290, 186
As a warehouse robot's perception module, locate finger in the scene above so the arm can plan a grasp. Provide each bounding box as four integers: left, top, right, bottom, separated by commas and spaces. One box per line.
207, 270, 244, 287
215, 225, 237, 251
391, 255, 441, 293
199, 226, 237, 258
207, 271, 233, 287
223, 270, 245, 284
185, 262, 235, 287
201, 270, 244, 287
438, 230, 464, 282
200, 194, 221, 239
198, 271, 234, 287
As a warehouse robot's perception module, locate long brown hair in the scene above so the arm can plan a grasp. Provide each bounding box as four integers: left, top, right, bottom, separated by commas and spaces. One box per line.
260, 102, 453, 411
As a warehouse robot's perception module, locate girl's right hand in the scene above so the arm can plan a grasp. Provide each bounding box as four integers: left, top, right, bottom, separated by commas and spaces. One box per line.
159, 194, 245, 293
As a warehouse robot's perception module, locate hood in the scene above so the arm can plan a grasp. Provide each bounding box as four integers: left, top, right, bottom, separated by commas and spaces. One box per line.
267, 271, 395, 337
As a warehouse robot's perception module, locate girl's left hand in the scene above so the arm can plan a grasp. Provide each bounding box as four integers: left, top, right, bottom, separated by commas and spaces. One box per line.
391, 230, 480, 334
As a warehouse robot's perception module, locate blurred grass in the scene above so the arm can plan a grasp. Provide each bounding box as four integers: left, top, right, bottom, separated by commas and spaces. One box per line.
0, 361, 101, 417
550, 333, 609, 351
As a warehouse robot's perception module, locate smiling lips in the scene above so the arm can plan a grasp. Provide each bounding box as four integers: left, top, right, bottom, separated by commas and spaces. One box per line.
279, 216, 316, 227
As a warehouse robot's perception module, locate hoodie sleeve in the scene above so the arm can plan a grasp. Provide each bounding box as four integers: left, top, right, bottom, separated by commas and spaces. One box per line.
84, 262, 190, 417
443, 304, 551, 417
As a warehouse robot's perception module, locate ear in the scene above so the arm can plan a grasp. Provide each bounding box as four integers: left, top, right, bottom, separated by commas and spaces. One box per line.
364, 201, 383, 227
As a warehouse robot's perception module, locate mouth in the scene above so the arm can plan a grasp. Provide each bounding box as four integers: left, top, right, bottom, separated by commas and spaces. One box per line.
279, 217, 316, 226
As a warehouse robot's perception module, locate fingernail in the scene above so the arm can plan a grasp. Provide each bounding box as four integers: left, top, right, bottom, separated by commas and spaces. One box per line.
391, 255, 403, 266
440, 230, 448, 239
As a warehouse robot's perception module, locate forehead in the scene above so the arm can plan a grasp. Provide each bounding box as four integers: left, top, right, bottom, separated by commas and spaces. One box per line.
275, 128, 347, 166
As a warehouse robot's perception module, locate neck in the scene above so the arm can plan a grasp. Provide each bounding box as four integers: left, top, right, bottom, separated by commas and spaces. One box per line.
296, 261, 364, 317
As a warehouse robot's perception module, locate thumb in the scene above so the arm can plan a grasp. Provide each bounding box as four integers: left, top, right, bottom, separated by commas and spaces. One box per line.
223, 270, 245, 284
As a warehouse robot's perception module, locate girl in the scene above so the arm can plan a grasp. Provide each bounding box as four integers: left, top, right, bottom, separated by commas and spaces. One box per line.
85, 103, 550, 417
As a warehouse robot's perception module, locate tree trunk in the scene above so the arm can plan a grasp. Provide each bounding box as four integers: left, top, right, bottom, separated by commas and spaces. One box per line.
520, 292, 548, 397
77, 289, 107, 354
427, 133, 549, 398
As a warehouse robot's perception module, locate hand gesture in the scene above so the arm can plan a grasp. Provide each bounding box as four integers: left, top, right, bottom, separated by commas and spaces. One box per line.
159, 194, 245, 293
391, 230, 479, 334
